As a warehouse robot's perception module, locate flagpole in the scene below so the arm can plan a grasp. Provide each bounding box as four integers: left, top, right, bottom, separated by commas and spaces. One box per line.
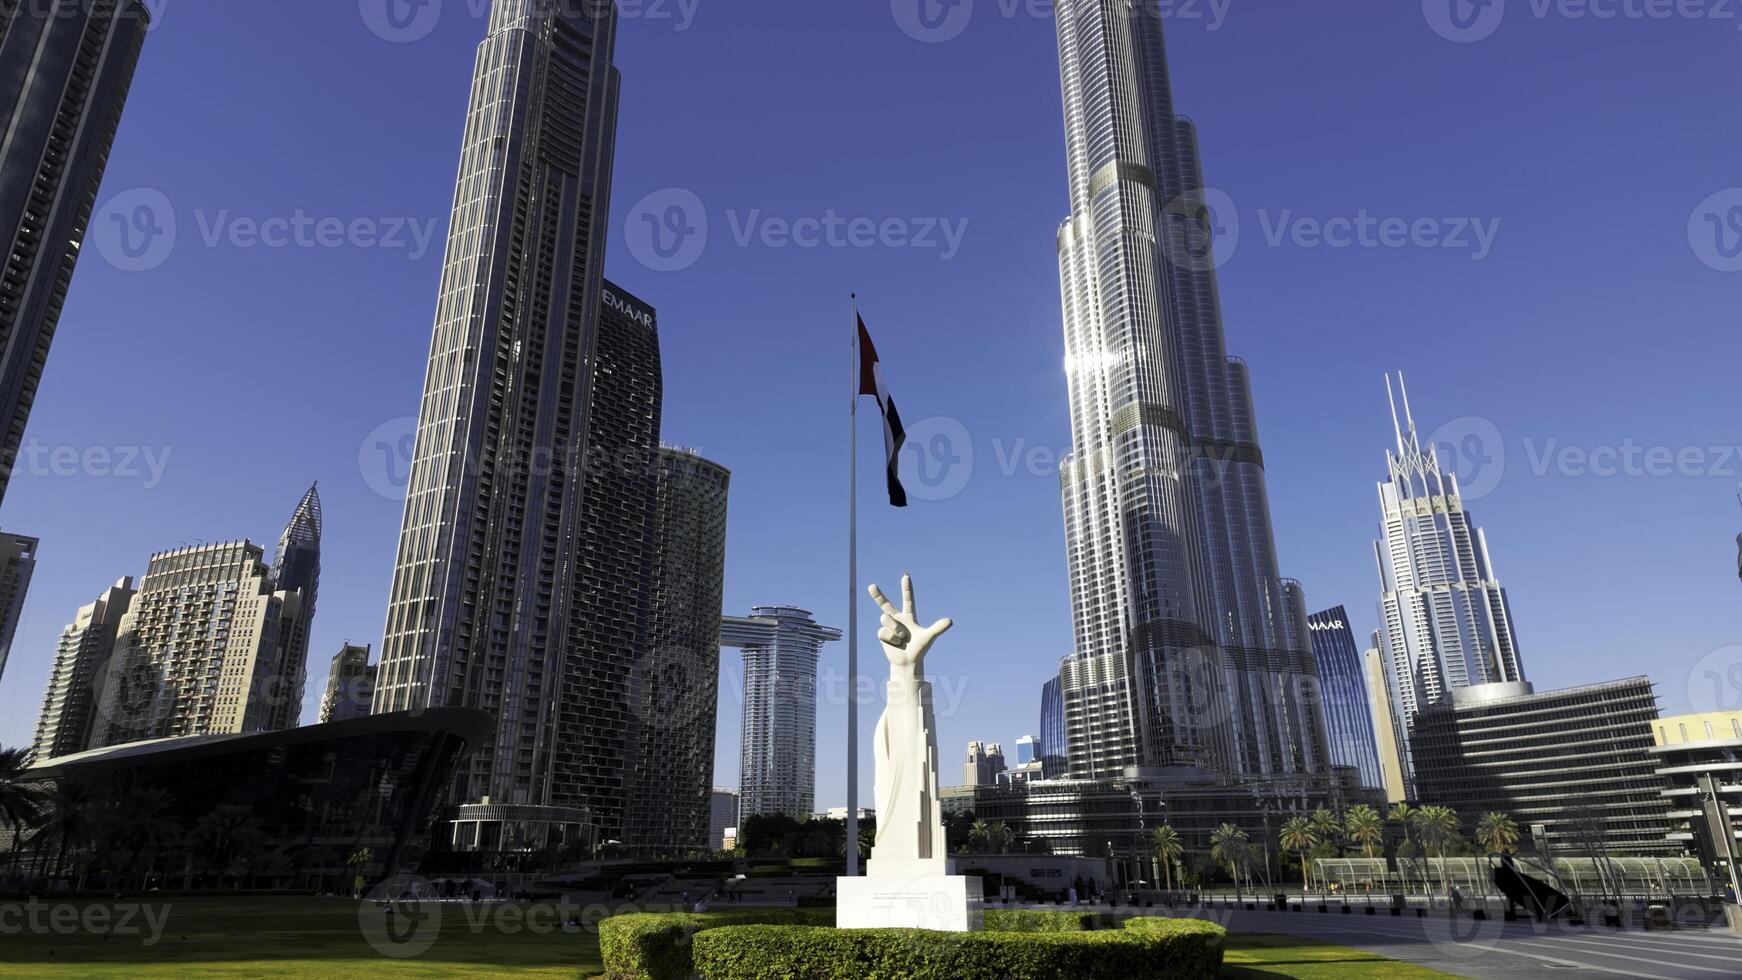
847, 292, 861, 878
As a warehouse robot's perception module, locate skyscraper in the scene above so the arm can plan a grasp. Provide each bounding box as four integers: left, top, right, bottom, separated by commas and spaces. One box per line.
374, 0, 622, 830
708, 787, 739, 851
723, 607, 842, 820
91, 488, 321, 748
1362, 633, 1408, 805
1051, 1, 1327, 781
0, 531, 38, 684
1306, 606, 1385, 793
964, 740, 1006, 787
318, 643, 376, 724
1038, 674, 1067, 778
628, 447, 731, 853
1374, 375, 1525, 787
0, 0, 151, 504
32, 577, 134, 760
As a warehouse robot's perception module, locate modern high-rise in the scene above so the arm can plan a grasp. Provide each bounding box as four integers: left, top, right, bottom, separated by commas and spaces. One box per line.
723, 607, 842, 820
1409, 677, 1672, 856
1014, 735, 1040, 766
374, 0, 622, 836
964, 741, 1007, 787
1373, 375, 1525, 788
32, 577, 134, 759
627, 447, 731, 853
1038, 675, 1067, 778
1362, 633, 1408, 804
1649, 711, 1742, 906
318, 643, 376, 724
91, 488, 321, 748
1306, 606, 1385, 793
1051, 2, 1328, 782
708, 787, 739, 852
0, 0, 150, 505
0, 531, 38, 683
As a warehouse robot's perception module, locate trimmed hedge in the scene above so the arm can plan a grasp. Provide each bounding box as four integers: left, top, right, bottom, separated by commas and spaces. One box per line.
600, 906, 1224, 980
691, 919, 1225, 980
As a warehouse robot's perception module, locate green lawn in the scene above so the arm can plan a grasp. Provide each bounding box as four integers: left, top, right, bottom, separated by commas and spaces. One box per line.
0, 896, 601, 978
0, 897, 1451, 978
1223, 933, 1457, 979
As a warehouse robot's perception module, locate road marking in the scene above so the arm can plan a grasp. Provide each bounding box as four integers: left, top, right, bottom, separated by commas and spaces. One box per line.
1504, 937, 1737, 978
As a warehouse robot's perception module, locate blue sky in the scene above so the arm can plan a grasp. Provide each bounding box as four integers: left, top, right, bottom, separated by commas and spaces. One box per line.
2, 1, 1740, 811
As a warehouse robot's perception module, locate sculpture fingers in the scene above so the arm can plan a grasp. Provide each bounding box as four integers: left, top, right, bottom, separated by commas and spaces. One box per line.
929, 617, 954, 637
868, 584, 899, 617
878, 625, 904, 645
901, 573, 916, 617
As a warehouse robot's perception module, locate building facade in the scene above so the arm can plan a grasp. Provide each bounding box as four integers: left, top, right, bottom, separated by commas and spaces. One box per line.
965, 740, 1007, 787
1650, 711, 1742, 906
1307, 606, 1385, 792
89, 488, 320, 748
32, 577, 134, 759
1051, 0, 1328, 783
0, 0, 150, 504
708, 787, 739, 852
627, 447, 731, 854
0, 531, 38, 683
1038, 675, 1067, 778
373, 0, 622, 829
1363, 634, 1408, 804
723, 607, 841, 820
318, 643, 376, 724
1374, 376, 1526, 789
1409, 677, 1673, 856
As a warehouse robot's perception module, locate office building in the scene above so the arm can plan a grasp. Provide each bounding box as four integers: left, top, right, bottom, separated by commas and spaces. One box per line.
1409, 677, 1673, 856
1014, 735, 1039, 766
1306, 606, 1385, 792
31, 577, 134, 760
708, 788, 738, 851
1651, 711, 1742, 909
1038, 675, 1067, 778
0, 531, 37, 683
1374, 376, 1526, 789
89, 488, 321, 748
627, 446, 731, 854
318, 643, 376, 724
965, 740, 1007, 787
939, 784, 978, 818
373, 0, 622, 848
1363, 634, 1408, 804
0, 0, 150, 504
1051, 0, 1328, 783
722, 607, 842, 820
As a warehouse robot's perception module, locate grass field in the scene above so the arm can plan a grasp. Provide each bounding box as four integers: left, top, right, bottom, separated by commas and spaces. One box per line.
0, 897, 1453, 978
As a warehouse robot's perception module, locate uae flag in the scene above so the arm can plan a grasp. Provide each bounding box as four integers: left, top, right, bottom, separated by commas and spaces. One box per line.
857, 316, 908, 508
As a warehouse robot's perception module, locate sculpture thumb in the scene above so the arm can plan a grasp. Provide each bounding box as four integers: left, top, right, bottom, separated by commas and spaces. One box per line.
932, 617, 954, 636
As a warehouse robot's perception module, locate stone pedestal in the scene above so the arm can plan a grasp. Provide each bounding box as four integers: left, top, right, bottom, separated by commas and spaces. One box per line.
836, 873, 984, 932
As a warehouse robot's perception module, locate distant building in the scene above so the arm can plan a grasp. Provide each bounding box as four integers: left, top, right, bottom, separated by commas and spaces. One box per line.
1650, 711, 1742, 905
723, 607, 842, 820
1363, 634, 1408, 804
1038, 676, 1067, 778
1307, 607, 1385, 792
0, 1, 151, 505
1409, 677, 1673, 856
965, 741, 1007, 787
90, 487, 321, 748
708, 788, 738, 851
0, 532, 38, 684
939, 784, 977, 818
1373, 376, 1526, 790
318, 644, 376, 724
1014, 735, 1039, 766
32, 578, 134, 760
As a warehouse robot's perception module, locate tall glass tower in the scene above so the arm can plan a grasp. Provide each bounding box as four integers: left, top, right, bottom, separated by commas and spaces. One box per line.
723, 607, 842, 821
1374, 374, 1525, 787
1306, 606, 1385, 792
375, 0, 621, 822
1052, 1, 1328, 782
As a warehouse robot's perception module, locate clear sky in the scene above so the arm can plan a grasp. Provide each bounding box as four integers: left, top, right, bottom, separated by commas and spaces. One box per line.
2, 2, 1739, 812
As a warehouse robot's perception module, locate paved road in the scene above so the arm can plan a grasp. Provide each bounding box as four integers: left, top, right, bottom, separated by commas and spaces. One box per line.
1206, 907, 1742, 979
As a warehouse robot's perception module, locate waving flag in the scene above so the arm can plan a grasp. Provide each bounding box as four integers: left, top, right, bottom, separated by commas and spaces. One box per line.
856, 316, 908, 508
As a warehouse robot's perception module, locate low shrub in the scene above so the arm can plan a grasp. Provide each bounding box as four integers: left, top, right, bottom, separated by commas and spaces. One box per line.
600, 908, 835, 979
982, 908, 1104, 932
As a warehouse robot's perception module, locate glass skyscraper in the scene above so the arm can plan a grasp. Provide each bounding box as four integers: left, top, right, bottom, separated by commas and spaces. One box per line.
1052, 1, 1328, 782
1038, 675, 1067, 779
374, 0, 621, 825
1306, 606, 1385, 792
1374, 374, 1525, 788
0, 0, 150, 505
723, 607, 842, 820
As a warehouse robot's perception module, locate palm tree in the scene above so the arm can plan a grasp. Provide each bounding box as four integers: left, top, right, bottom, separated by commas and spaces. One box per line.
104, 787, 181, 890
1150, 825, 1183, 893
188, 805, 267, 890
1344, 804, 1384, 859
1476, 812, 1520, 855
1310, 807, 1340, 853
1414, 805, 1462, 905
966, 820, 991, 853
40, 775, 106, 882
1208, 823, 1250, 898
986, 821, 1015, 856
0, 747, 46, 879
1279, 816, 1319, 897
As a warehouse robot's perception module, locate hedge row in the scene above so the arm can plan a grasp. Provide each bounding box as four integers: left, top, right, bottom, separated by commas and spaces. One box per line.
600, 908, 1224, 980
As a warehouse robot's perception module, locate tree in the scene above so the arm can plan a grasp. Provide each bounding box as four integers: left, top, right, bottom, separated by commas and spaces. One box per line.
1344, 804, 1384, 859
1150, 825, 1183, 893
40, 775, 107, 882
736, 814, 804, 857
1413, 805, 1462, 905
188, 805, 267, 890
102, 787, 180, 890
1476, 812, 1520, 855
0, 747, 46, 878
1279, 816, 1319, 897
1208, 823, 1250, 897
1309, 807, 1341, 854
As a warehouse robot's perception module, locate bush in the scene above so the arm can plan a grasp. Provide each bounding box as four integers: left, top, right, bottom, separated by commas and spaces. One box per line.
600, 909, 835, 980
692, 918, 1225, 980
982, 908, 1104, 932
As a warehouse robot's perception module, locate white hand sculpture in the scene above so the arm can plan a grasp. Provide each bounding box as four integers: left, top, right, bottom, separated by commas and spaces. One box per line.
869, 574, 953, 675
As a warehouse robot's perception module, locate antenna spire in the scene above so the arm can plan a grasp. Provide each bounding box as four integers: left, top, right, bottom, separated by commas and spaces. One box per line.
1386, 374, 1405, 455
